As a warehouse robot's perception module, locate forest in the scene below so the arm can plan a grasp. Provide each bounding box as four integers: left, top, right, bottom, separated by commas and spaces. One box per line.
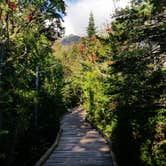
0, 0, 166, 166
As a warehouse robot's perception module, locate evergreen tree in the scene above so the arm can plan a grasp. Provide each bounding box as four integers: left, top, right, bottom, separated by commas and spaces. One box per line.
86, 12, 96, 38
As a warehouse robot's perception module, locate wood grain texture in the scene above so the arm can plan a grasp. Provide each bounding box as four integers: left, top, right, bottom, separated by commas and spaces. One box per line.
44, 108, 113, 166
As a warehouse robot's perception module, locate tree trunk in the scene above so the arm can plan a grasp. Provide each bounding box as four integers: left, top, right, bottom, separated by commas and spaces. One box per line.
0, 10, 8, 128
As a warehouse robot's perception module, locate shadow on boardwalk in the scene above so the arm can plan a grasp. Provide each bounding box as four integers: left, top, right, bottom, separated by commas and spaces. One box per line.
44, 108, 113, 166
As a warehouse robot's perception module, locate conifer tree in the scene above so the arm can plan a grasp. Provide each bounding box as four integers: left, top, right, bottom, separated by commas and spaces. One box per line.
86, 12, 96, 38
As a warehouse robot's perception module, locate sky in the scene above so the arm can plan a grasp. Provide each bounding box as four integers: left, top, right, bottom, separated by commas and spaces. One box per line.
63, 0, 131, 36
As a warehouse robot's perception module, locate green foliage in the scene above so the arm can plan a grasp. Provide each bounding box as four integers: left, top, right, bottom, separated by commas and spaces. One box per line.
106, 2, 166, 165
140, 108, 166, 166
0, 0, 165, 165
0, 0, 66, 165
53, 42, 82, 108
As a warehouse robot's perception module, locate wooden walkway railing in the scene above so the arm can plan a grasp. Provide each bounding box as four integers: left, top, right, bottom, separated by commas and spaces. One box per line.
43, 108, 114, 166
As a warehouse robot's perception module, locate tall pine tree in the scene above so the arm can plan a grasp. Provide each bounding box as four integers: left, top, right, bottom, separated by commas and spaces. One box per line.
86, 11, 96, 38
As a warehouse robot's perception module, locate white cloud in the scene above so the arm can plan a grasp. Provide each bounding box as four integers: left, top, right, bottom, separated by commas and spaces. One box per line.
64, 0, 130, 36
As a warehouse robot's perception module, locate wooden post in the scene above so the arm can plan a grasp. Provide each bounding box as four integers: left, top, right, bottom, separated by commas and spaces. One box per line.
34, 65, 39, 127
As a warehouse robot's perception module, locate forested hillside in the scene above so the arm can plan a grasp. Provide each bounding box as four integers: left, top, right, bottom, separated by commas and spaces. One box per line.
0, 0, 165, 166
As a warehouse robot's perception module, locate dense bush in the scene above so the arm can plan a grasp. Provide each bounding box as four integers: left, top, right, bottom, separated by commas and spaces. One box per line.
107, 2, 166, 165
52, 42, 82, 108
0, 0, 66, 165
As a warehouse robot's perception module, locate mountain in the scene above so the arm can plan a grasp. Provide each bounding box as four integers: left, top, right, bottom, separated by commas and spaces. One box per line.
61, 34, 81, 45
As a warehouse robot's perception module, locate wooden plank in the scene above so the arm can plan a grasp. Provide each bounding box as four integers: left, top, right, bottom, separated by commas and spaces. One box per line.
43, 108, 114, 166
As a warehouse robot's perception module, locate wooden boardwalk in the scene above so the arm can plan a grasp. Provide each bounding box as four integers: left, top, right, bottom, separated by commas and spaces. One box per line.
44, 108, 113, 166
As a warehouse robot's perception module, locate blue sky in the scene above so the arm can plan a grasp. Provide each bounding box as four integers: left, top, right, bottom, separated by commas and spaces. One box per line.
63, 0, 130, 36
